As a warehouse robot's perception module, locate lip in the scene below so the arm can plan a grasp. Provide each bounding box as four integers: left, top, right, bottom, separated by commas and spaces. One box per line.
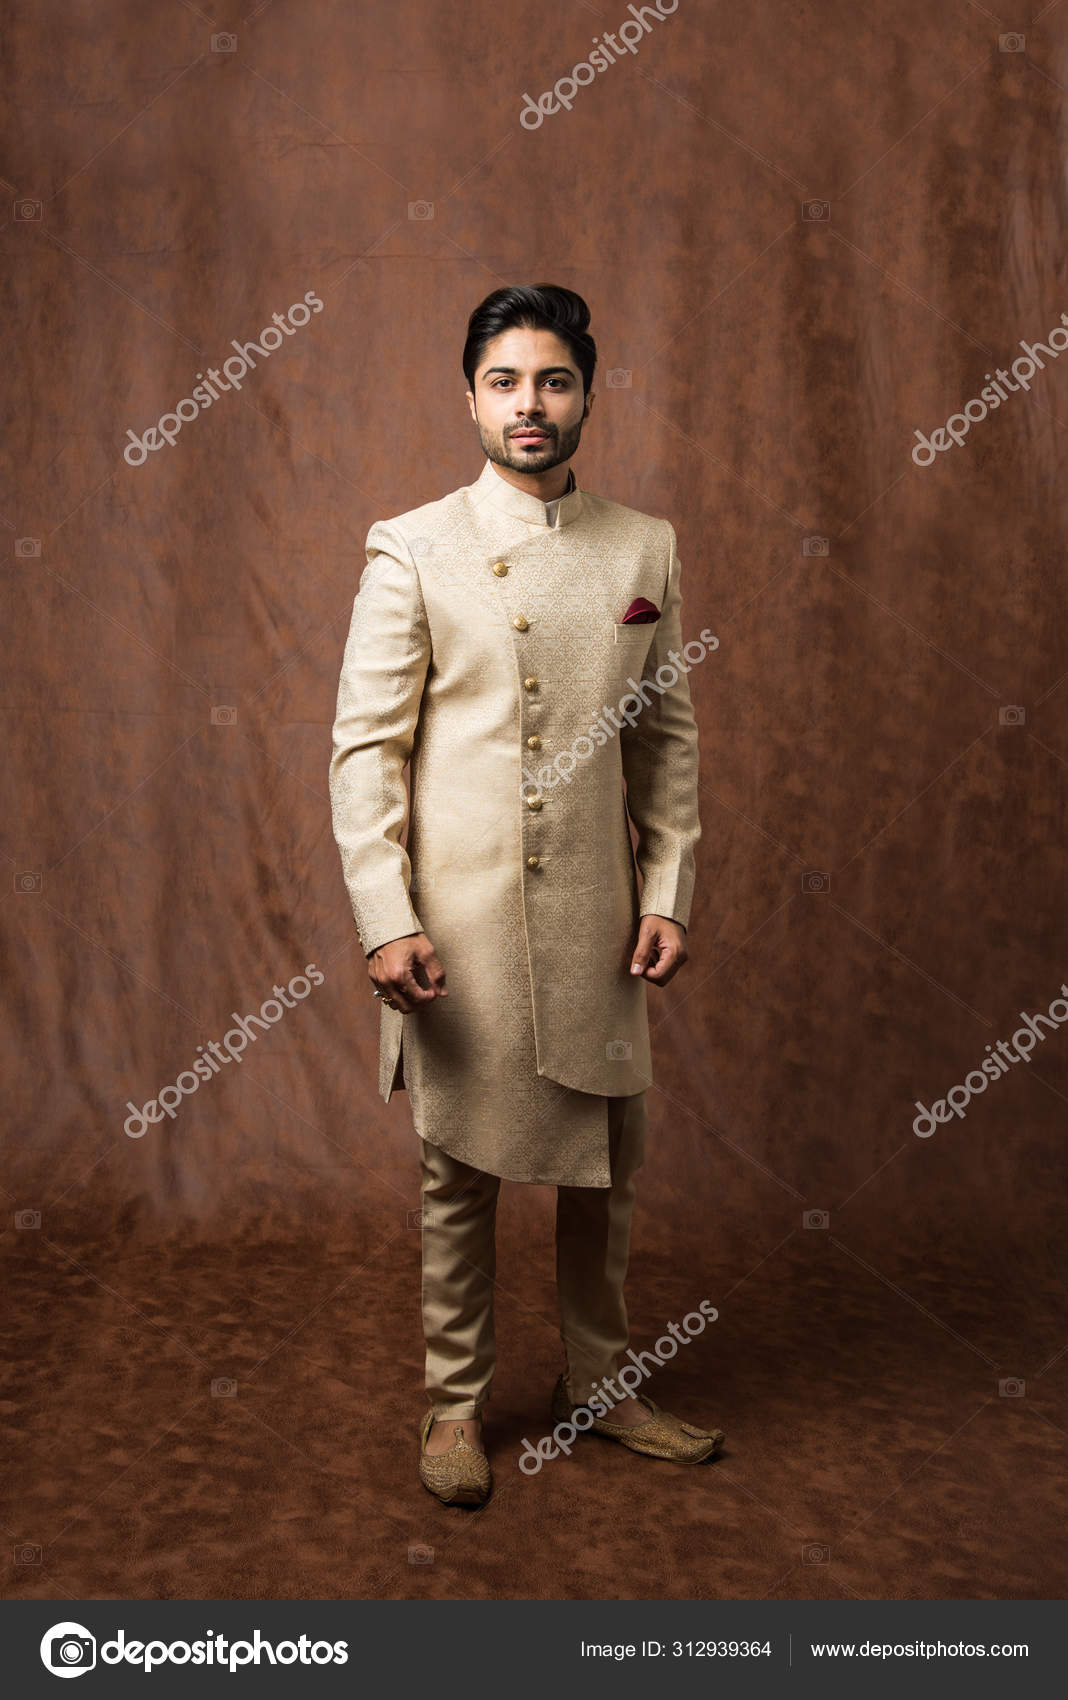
511, 431, 549, 443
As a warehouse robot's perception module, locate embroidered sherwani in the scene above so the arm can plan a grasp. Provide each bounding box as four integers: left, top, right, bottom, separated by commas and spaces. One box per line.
329, 458, 702, 1187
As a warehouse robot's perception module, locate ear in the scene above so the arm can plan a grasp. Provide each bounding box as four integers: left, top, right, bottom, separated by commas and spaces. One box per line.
465, 388, 478, 424
583, 389, 594, 420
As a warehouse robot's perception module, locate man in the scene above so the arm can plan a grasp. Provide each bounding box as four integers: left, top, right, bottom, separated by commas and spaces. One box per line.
329, 284, 724, 1507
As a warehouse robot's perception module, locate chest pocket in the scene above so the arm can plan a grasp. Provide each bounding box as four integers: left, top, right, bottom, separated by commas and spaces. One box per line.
607, 623, 655, 701
612, 622, 656, 672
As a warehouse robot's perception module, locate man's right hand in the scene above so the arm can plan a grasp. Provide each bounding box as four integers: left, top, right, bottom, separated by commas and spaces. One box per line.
367, 932, 448, 1014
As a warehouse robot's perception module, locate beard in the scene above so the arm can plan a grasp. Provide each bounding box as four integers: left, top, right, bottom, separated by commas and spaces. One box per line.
478, 413, 585, 475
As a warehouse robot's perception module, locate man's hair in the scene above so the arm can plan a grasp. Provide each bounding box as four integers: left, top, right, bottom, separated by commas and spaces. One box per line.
462, 284, 597, 399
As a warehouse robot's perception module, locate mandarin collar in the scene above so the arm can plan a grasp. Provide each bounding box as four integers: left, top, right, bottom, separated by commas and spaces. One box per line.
472, 457, 583, 529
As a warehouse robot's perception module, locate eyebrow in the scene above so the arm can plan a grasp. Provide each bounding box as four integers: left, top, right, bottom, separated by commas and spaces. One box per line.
480, 365, 577, 379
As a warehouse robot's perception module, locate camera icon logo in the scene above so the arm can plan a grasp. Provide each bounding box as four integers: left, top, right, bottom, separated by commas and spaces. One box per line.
802, 535, 829, 557
210, 705, 237, 726
803, 1209, 829, 1230
40, 1622, 96, 1677
802, 200, 830, 221
998, 705, 1025, 727
801, 870, 829, 895
14, 199, 42, 221
408, 1543, 434, 1565
605, 1039, 632, 1060
408, 201, 434, 220
211, 32, 237, 52
14, 871, 42, 894
606, 369, 632, 388
999, 33, 1025, 52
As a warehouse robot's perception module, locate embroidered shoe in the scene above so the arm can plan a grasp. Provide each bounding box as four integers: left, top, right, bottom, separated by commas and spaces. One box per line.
550, 1375, 725, 1462
418, 1410, 492, 1506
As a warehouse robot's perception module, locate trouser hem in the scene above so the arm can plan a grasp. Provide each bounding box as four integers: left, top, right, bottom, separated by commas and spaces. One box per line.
428, 1399, 485, 1421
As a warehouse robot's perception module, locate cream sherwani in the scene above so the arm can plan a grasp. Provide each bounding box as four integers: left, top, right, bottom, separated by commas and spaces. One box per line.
329, 457, 703, 1188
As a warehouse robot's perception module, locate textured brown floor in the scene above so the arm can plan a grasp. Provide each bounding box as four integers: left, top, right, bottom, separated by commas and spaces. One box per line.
4, 1121, 1067, 1602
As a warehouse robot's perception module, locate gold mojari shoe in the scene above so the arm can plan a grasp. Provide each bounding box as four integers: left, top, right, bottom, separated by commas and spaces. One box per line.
551, 1375, 725, 1462
418, 1410, 492, 1506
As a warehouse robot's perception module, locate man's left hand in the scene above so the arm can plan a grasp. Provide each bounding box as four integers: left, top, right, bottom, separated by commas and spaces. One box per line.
630, 915, 688, 985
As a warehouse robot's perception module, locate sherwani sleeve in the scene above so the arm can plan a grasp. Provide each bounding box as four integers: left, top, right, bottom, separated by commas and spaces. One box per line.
329, 521, 432, 956
620, 520, 702, 929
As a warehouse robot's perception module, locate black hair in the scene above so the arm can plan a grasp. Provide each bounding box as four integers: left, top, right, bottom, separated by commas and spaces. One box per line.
462, 284, 597, 399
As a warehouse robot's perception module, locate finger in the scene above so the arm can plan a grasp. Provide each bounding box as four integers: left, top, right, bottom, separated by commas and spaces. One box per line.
646, 958, 678, 985
409, 953, 445, 998
652, 943, 688, 983
630, 927, 660, 975
630, 939, 653, 974
371, 975, 413, 1014
642, 942, 678, 981
368, 963, 415, 1013
416, 947, 448, 995
394, 964, 437, 1007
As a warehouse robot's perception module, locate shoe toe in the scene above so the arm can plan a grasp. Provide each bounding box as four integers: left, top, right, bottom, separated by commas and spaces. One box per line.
548, 1380, 725, 1462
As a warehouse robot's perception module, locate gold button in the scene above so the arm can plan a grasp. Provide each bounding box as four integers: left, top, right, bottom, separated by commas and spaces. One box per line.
492, 561, 508, 576
525, 794, 543, 811
523, 676, 538, 691
526, 735, 541, 750
512, 614, 529, 631
527, 855, 541, 869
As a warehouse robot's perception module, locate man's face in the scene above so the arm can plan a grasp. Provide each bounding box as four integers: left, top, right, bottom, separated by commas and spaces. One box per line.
466, 326, 593, 475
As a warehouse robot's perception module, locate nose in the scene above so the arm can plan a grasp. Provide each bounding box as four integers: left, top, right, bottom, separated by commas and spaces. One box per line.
513, 386, 545, 419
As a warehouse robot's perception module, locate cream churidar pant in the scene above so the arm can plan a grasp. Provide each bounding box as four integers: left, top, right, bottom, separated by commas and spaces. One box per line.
419, 1091, 647, 1418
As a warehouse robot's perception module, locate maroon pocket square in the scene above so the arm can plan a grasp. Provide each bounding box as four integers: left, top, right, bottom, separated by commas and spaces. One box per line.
621, 597, 660, 624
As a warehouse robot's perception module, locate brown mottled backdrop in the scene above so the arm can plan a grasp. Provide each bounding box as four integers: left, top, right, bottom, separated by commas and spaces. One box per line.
2, 0, 1067, 1606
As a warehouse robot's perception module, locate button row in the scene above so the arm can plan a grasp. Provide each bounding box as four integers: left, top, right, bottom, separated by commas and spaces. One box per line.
494, 561, 547, 857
